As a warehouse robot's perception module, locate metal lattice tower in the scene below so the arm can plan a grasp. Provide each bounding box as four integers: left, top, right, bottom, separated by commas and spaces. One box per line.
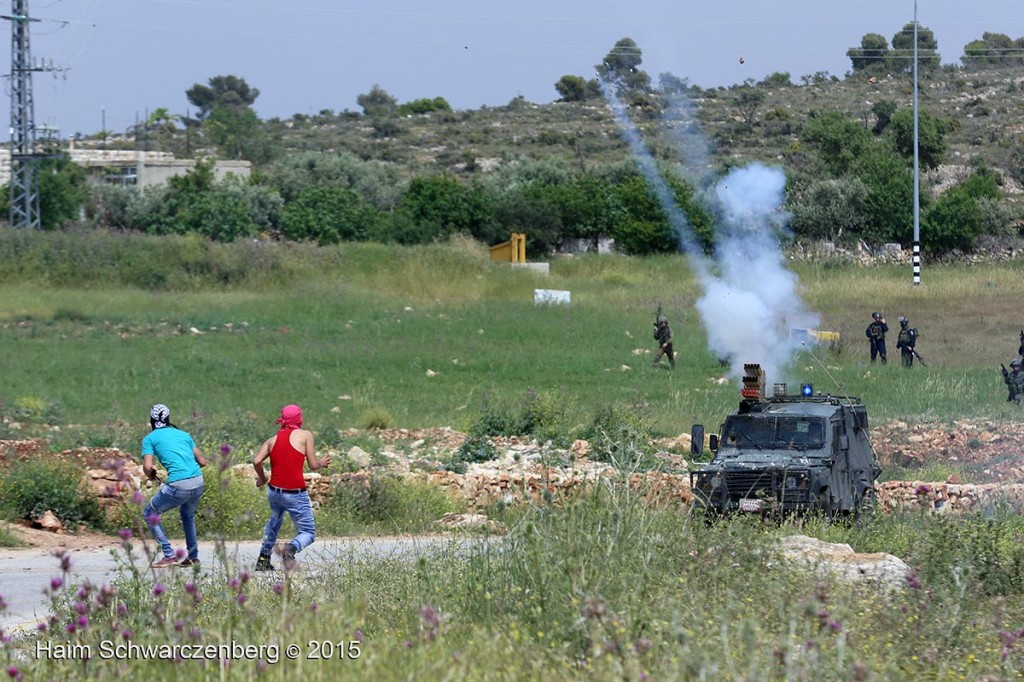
5, 0, 40, 228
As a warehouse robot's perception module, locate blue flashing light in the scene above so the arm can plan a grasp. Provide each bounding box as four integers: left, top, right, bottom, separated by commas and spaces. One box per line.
800, 383, 814, 397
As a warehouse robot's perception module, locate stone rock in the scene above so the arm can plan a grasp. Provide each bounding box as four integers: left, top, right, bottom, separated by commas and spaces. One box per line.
777, 535, 910, 591
34, 510, 64, 533
347, 446, 372, 469
433, 512, 506, 534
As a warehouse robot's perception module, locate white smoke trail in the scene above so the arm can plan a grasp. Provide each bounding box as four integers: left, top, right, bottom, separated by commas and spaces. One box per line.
697, 164, 819, 382
602, 80, 820, 384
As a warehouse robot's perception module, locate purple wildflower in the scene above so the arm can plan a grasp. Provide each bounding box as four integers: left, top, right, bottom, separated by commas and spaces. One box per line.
118, 528, 132, 541
49, 577, 63, 592
147, 513, 161, 526
77, 616, 89, 629
153, 583, 165, 597
273, 583, 283, 595
131, 491, 145, 507
236, 593, 247, 606
220, 444, 233, 456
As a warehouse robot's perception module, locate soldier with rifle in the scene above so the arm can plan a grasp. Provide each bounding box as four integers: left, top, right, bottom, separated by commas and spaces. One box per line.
653, 307, 675, 370
1002, 359, 1024, 406
895, 316, 920, 368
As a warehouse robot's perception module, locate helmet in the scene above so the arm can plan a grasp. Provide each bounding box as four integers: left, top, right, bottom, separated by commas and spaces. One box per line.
1012, 359, 1022, 369
872, 312, 882, 320
656, 315, 668, 324
898, 316, 908, 326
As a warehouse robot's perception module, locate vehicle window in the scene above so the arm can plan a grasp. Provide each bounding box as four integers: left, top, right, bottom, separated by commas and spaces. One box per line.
776, 418, 824, 448
723, 418, 774, 447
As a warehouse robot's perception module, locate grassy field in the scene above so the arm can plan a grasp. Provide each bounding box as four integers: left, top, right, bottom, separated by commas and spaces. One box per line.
0, 234, 1022, 455
3, 232, 1024, 680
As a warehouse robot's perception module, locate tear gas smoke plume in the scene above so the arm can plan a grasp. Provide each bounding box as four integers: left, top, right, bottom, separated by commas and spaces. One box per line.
601, 79, 819, 383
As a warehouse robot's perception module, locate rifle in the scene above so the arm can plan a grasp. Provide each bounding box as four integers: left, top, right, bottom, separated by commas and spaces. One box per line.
1002, 363, 1009, 378
911, 349, 927, 367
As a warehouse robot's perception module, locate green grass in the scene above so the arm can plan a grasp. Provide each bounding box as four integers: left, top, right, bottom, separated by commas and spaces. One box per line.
1, 236, 1023, 455
10, 481, 1024, 680
0, 521, 22, 547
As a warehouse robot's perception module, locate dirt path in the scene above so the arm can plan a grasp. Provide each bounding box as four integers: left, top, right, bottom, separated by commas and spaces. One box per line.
0, 533, 465, 633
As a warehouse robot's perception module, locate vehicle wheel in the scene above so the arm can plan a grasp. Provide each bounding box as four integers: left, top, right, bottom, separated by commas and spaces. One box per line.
855, 487, 876, 522
814, 488, 834, 520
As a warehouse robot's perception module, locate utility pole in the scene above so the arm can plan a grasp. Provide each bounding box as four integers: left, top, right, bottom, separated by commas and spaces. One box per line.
912, 0, 921, 286
4, 0, 60, 229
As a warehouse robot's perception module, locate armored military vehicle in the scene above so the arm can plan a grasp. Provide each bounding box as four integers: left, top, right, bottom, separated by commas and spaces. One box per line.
689, 364, 881, 517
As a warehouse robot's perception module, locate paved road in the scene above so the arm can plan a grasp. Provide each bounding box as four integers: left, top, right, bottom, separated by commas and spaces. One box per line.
0, 536, 462, 632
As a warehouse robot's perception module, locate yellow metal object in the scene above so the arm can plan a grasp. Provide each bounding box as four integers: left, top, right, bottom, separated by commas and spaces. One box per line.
791, 328, 841, 344
489, 233, 526, 263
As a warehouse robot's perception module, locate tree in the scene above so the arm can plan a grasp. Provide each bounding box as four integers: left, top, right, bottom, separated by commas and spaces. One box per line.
356, 85, 397, 118
389, 175, 497, 245
186, 75, 259, 121
760, 72, 792, 88
847, 33, 890, 72
203, 106, 267, 162
280, 186, 379, 244
788, 177, 869, 243
871, 100, 897, 135
961, 32, 1024, 68
657, 72, 692, 95
735, 85, 766, 128
922, 171, 1001, 252
595, 38, 651, 93
801, 111, 872, 175
850, 147, 915, 244
36, 156, 88, 229
888, 108, 949, 171
396, 97, 452, 116
555, 75, 589, 102
0, 155, 88, 228
891, 23, 940, 73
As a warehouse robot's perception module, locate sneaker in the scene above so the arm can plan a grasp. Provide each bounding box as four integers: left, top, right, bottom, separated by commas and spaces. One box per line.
254, 554, 275, 572
282, 543, 297, 570
179, 558, 201, 568
152, 556, 179, 568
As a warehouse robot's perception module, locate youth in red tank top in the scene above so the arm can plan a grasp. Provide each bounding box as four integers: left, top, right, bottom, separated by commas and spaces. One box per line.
269, 429, 307, 489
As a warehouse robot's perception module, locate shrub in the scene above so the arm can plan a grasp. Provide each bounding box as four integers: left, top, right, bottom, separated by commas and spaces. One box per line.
359, 407, 394, 430
580, 401, 657, 469
0, 459, 104, 528
468, 388, 574, 446
456, 435, 497, 464
322, 473, 461, 534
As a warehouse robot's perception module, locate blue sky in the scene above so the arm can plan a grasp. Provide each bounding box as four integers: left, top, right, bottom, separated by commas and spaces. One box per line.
7, 0, 1024, 137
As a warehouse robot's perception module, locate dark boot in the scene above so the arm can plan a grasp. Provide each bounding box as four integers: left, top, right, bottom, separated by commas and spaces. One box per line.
254, 554, 275, 571
282, 543, 298, 570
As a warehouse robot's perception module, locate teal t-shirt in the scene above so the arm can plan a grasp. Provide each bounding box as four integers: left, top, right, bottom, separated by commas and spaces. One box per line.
141, 427, 202, 484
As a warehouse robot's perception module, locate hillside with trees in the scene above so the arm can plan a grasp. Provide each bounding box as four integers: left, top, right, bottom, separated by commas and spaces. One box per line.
13, 24, 1024, 257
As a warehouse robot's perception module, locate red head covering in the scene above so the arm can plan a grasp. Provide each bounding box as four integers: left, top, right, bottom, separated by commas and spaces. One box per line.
276, 404, 303, 430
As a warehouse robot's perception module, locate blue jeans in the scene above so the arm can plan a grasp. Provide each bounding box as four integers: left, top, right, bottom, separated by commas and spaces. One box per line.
143, 483, 204, 561
260, 488, 316, 556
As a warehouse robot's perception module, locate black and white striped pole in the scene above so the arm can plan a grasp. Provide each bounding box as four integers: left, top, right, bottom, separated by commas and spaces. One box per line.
912, 0, 921, 286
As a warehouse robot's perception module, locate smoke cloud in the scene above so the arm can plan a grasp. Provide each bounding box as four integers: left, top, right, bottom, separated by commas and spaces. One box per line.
601, 79, 819, 383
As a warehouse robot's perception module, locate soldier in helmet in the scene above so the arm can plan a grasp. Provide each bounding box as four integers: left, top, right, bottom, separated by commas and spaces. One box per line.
895, 316, 919, 368
1002, 359, 1024, 405
865, 312, 888, 364
653, 314, 675, 369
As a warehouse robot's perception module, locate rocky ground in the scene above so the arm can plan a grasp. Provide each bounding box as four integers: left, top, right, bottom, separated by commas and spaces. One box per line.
2, 418, 1024, 548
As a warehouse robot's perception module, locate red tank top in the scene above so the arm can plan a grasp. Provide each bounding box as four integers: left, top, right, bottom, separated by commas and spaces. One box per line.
268, 429, 307, 489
